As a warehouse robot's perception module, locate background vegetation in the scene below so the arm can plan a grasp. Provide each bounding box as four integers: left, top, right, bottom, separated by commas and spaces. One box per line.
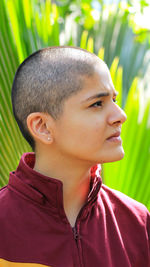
0, 0, 150, 210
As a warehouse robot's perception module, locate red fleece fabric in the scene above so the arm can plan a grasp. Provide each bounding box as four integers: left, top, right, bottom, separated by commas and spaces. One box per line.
0, 153, 149, 266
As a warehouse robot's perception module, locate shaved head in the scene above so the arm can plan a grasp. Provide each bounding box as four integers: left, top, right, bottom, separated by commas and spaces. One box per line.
12, 46, 103, 149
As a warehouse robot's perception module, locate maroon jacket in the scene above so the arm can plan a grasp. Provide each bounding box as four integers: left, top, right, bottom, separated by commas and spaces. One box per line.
0, 153, 150, 267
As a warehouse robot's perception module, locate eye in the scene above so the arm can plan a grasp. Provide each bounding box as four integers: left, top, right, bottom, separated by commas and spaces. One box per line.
113, 97, 117, 103
90, 100, 103, 108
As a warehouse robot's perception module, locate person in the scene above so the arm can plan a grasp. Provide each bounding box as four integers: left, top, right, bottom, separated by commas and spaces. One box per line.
0, 46, 149, 267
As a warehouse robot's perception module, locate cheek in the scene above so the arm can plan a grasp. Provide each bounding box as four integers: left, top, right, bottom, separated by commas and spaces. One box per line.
54, 107, 107, 145
62, 117, 106, 146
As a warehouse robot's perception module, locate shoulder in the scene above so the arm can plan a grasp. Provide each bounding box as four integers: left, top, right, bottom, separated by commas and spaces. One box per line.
100, 183, 150, 228
100, 183, 149, 213
0, 185, 12, 217
0, 185, 12, 238
0, 185, 9, 205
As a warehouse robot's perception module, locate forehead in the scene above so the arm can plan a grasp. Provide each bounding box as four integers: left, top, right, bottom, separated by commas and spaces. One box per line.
76, 63, 116, 101
92, 61, 114, 89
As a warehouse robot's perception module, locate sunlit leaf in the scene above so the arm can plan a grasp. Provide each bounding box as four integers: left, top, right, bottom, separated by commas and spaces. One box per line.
0, 0, 150, 211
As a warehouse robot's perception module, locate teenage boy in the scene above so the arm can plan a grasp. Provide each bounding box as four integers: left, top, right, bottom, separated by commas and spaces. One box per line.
0, 47, 149, 267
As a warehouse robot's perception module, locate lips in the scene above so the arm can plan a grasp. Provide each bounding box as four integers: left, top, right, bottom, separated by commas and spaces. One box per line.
106, 131, 121, 140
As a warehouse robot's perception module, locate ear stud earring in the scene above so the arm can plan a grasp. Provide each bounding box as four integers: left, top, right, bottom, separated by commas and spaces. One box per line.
48, 137, 50, 141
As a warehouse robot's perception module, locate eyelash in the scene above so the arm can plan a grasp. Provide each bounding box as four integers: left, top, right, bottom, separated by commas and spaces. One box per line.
90, 98, 117, 108
90, 101, 103, 107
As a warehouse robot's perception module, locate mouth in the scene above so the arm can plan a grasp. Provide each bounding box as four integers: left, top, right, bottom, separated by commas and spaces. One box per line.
106, 131, 122, 143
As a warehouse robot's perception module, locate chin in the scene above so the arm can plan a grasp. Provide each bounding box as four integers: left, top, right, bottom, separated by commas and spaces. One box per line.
98, 149, 125, 164
108, 150, 125, 163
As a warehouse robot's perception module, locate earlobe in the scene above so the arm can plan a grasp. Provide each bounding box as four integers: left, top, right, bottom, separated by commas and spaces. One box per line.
27, 112, 53, 144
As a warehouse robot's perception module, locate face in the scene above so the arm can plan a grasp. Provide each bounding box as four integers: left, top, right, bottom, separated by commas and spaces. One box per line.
51, 61, 127, 165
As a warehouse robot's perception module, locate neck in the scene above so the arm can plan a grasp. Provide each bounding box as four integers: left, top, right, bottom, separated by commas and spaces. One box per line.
34, 150, 93, 226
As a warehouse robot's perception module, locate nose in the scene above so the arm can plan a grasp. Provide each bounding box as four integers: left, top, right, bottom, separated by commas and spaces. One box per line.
108, 104, 127, 125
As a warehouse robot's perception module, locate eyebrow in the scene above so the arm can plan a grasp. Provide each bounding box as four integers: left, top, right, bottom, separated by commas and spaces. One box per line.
83, 91, 118, 102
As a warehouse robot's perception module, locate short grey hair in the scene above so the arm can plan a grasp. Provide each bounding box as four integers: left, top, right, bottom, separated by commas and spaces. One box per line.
12, 46, 99, 149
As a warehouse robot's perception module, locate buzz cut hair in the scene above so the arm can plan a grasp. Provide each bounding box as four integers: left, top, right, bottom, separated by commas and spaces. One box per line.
11, 46, 100, 150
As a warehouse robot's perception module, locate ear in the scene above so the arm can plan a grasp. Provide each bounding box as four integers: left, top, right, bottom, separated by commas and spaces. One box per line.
26, 112, 54, 145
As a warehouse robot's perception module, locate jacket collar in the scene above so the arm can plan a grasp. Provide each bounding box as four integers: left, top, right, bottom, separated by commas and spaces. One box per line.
9, 153, 102, 218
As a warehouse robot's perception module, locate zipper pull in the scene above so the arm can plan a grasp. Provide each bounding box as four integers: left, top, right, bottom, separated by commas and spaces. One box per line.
72, 227, 79, 241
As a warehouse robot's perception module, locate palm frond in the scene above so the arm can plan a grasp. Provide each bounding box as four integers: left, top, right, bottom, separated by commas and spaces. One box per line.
0, 0, 150, 210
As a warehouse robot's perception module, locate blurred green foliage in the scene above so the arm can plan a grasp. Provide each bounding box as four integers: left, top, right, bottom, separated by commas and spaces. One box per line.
0, 0, 150, 209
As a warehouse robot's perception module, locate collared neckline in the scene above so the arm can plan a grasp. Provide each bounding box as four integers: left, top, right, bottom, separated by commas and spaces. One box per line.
8, 153, 102, 221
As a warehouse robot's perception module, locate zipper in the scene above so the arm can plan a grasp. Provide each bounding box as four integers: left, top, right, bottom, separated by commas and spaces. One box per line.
72, 226, 77, 240
70, 177, 101, 266
72, 226, 79, 243
71, 192, 94, 267
72, 222, 84, 267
